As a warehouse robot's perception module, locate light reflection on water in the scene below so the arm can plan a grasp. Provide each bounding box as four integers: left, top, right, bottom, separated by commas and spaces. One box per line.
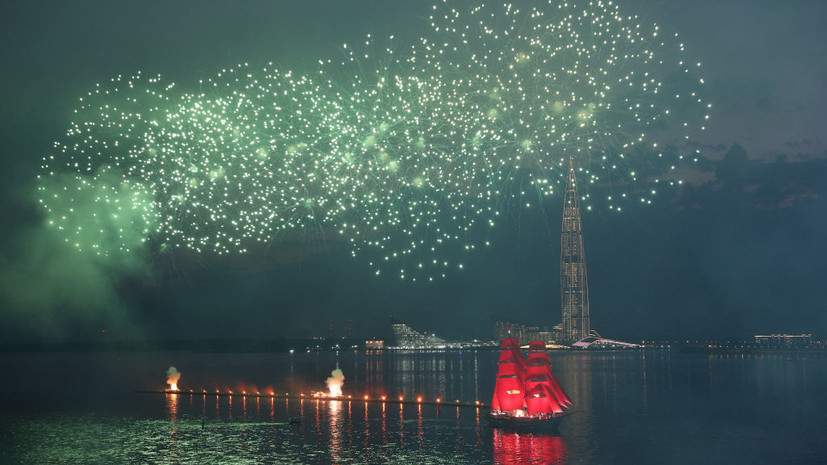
2, 350, 826, 464
153, 387, 502, 464
165, 392, 178, 422
492, 429, 567, 465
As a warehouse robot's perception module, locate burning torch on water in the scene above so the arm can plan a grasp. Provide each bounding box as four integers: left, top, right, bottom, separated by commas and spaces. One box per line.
326, 368, 344, 397
166, 366, 181, 391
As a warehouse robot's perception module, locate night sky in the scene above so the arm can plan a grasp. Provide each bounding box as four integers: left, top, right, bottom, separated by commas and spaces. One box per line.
1, 0, 825, 343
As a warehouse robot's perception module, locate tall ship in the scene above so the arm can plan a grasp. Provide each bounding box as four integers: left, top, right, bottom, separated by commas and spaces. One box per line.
488, 339, 572, 430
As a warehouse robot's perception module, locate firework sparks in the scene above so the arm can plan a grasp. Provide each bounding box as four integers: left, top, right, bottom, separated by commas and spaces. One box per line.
39, 1, 708, 280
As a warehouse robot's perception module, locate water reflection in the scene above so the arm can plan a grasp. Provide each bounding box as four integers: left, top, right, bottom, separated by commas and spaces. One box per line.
228, 394, 233, 421
164, 392, 179, 422
363, 401, 370, 451
492, 429, 567, 465
389, 351, 467, 401
6, 350, 825, 464
398, 402, 406, 453
164, 392, 180, 461
417, 403, 424, 450
329, 400, 343, 463
381, 402, 388, 443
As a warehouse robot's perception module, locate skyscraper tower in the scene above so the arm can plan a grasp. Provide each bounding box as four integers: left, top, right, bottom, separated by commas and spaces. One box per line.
560, 157, 591, 342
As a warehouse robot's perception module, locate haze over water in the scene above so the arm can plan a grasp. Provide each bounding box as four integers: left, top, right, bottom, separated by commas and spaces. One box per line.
1, 349, 824, 464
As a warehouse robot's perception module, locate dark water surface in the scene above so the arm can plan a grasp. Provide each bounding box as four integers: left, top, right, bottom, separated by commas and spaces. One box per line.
1, 349, 825, 464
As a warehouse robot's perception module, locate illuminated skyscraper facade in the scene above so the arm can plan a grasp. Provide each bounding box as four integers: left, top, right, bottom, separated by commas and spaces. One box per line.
560, 158, 590, 342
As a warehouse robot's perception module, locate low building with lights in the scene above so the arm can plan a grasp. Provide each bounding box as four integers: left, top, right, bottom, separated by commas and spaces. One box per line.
391, 323, 447, 349
388, 320, 495, 349
571, 336, 642, 349
754, 334, 812, 348
493, 320, 562, 345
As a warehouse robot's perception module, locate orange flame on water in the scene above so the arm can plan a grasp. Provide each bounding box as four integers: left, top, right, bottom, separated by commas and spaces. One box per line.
166, 366, 181, 391
326, 368, 344, 397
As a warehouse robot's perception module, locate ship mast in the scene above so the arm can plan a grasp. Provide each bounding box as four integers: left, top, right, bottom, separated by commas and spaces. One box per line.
560, 157, 591, 343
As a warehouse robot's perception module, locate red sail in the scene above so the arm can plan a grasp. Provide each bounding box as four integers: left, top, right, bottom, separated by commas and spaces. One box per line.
498, 360, 522, 377
496, 373, 525, 411
494, 339, 527, 412
491, 364, 502, 410
527, 351, 550, 365
524, 365, 565, 414
501, 338, 527, 373
547, 369, 572, 406
524, 385, 564, 415
498, 348, 522, 364
491, 382, 501, 411
512, 343, 528, 372
528, 361, 571, 407
498, 341, 526, 378
524, 367, 557, 400
526, 341, 573, 408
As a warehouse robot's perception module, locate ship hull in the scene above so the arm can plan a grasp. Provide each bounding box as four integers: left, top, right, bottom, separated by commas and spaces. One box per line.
486, 411, 564, 432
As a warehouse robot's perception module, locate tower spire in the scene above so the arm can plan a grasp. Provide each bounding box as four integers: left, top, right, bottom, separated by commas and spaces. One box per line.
561, 157, 590, 343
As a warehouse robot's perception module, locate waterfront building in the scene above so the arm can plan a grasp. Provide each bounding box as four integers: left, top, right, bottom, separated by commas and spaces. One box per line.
390, 321, 495, 349
493, 320, 541, 343
571, 336, 642, 349
390, 322, 447, 349
754, 334, 812, 348
493, 320, 561, 345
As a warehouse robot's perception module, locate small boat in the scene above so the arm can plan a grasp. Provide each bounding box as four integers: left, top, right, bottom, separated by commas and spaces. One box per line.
487, 339, 572, 431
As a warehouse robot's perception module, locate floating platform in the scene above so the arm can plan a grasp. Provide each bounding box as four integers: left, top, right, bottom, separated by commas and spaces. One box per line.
136, 389, 485, 409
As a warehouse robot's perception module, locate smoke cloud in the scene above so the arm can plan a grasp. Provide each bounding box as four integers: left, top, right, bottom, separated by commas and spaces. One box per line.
0, 175, 153, 342
166, 366, 181, 390
326, 368, 345, 397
